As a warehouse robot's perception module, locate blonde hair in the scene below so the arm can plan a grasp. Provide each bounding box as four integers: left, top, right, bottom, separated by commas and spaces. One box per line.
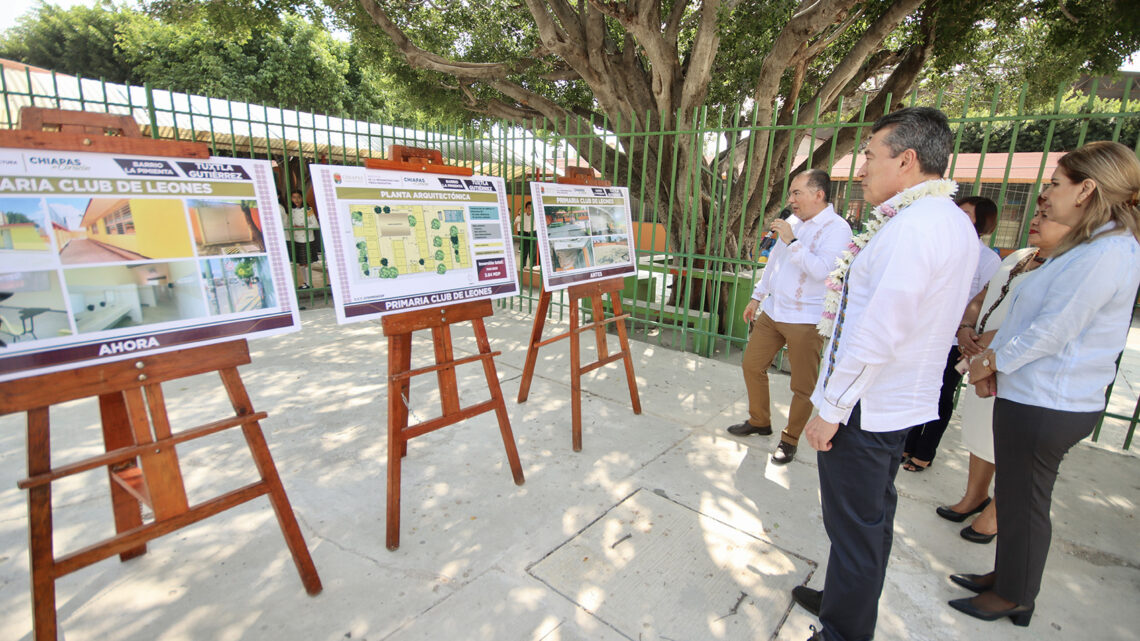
1052, 141, 1140, 256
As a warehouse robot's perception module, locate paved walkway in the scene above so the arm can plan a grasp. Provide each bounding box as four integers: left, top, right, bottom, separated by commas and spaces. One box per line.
59, 238, 142, 263
0, 307, 1136, 641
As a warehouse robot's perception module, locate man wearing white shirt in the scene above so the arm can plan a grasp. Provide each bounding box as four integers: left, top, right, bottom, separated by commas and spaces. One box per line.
726, 169, 851, 466
794, 108, 978, 641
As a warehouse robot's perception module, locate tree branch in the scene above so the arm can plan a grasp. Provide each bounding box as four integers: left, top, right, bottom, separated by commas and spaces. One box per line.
664, 0, 689, 45
805, 0, 928, 113
1058, 0, 1079, 24
679, 0, 734, 118
749, 0, 861, 105
524, 0, 590, 66
790, 7, 865, 67
355, 0, 532, 80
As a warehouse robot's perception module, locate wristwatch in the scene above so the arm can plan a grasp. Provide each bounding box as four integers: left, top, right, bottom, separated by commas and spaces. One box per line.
786, 237, 798, 246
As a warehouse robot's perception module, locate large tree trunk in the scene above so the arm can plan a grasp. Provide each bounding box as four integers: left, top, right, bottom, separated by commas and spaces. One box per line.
354, 0, 943, 331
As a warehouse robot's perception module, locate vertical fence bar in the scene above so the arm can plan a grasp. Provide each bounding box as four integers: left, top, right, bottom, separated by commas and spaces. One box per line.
993, 84, 1029, 248
144, 83, 160, 139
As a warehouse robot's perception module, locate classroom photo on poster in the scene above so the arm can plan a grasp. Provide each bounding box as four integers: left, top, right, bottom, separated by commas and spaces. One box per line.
310, 165, 519, 323
528, 182, 637, 291
0, 151, 300, 382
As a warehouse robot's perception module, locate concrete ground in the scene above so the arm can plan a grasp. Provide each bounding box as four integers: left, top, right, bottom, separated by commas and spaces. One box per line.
1, 306, 1137, 641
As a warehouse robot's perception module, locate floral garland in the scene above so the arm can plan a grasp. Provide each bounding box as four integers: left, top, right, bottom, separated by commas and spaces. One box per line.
817, 179, 958, 337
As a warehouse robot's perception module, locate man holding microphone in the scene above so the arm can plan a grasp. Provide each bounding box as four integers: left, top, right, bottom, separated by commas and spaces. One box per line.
727, 169, 851, 465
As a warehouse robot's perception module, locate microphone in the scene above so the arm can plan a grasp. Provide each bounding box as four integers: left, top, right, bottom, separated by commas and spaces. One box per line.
758, 207, 793, 256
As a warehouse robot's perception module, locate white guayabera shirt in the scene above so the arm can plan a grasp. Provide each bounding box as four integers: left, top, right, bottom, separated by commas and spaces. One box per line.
811, 181, 979, 431
751, 204, 852, 325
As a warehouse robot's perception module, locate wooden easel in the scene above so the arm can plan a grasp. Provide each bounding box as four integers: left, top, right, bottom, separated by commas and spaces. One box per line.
0, 108, 322, 641
365, 145, 524, 551
516, 168, 642, 451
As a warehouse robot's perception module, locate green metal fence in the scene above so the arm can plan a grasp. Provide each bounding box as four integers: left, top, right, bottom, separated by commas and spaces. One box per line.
2, 68, 1138, 449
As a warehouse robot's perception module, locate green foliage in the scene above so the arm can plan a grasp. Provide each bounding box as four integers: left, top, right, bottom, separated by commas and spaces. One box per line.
918, 1, 1140, 113
432, 236, 442, 247
434, 249, 444, 261
435, 263, 446, 275
0, 2, 424, 122
952, 92, 1140, 152
430, 218, 441, 230
3, 212, 33, 224
0, 1, 133, 83
407, 215, 416, 226
351, 210, 363, 224
233, 257, 255, 281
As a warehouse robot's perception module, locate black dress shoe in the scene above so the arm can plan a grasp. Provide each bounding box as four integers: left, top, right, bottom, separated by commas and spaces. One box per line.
727, 421, 772, 436
771, 441, 797, 464
960, 524, 996, 544
949, 572, 994, 594
936, 497, 991, 523
792, 585, 822, 616
948, 596, 1033, 627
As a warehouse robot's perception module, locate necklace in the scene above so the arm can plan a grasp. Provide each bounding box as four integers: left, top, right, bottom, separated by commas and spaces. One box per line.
817, 179, 959, 336
977, 249, 1039, 333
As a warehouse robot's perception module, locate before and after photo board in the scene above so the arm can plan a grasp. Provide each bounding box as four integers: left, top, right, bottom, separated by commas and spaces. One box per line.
0, 150, 300, 382
528, 181, 637, 291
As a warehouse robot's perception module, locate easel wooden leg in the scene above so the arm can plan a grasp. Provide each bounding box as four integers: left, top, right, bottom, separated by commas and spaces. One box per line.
432, 324, 460, 416
387, 333, 413, 550
26, 407, 57, 641
517, 290, 551, 403
590, 294, 609, 361
123, 387, 190, 520
98, 392, 147, 560
240, 419, 323, 594
611, 297, 642, 415
220, 369, 323, 595
569, 297, 583, 452
473, 318, 525, 485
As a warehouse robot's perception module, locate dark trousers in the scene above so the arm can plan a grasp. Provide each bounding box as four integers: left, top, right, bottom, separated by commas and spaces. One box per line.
519, 231, 536, 268
992, 398, 1100, 606
903, 346, 962, 462
818, 404, 909, 641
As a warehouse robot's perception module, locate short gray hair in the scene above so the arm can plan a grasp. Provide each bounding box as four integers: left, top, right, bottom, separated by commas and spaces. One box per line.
871, 107, 953, 177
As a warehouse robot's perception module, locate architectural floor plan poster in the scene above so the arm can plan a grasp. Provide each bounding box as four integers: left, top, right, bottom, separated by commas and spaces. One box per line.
0, 150, 301, 382
309, 165, 519, 323
529, 181, 637, 291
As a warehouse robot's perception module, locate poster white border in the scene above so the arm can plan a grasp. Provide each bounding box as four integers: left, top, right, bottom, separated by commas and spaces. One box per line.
0, 151, 300, 383
311, 165, 520, 323
529, 181, 637, 291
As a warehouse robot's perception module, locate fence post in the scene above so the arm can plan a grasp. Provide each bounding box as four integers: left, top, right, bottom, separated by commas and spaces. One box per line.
144, 82, 159, 140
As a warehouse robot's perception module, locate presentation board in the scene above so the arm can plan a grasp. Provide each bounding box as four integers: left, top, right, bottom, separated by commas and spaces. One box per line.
309, 164, 519, 323
529, 181, 637, 291
0, 150, 300, 382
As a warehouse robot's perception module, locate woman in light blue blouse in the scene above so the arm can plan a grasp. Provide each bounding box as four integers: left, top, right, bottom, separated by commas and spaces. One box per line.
947, 141, 1140, 627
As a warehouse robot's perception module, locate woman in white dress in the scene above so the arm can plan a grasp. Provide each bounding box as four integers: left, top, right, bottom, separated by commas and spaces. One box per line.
934, 200, 1069, 543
